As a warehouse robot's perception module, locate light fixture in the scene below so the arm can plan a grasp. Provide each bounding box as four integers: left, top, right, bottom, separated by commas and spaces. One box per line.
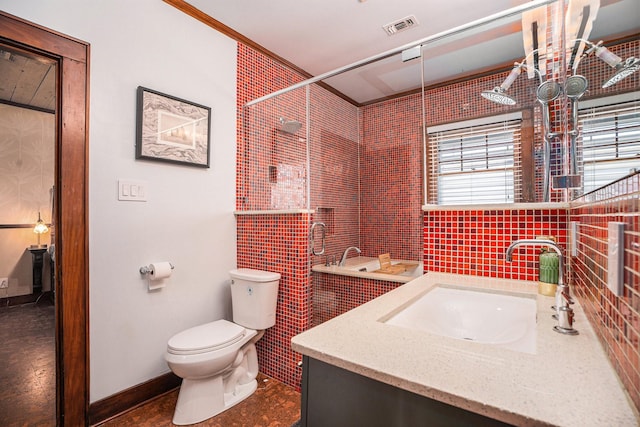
584, 40, 640, 88
33, 211, 49, 248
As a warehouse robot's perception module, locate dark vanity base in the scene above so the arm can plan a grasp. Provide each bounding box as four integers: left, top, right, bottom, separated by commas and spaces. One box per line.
301, 356, 513, 427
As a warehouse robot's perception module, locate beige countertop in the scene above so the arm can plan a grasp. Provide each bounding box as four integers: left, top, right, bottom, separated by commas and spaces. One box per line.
311, 256, 423, 283
291, 272, 639, 426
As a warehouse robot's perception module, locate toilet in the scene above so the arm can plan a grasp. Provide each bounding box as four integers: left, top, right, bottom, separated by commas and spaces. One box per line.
165, 268, 280, 425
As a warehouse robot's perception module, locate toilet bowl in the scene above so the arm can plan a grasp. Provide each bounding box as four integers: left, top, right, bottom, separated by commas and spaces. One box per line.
165, 268, 280, 425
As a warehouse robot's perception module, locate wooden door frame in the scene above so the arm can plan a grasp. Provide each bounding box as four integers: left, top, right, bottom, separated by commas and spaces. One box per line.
0, 11, 90, 426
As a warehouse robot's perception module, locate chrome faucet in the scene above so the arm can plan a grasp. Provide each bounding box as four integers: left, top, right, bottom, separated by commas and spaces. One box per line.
506, 239, 578, 335
339, 246, 361, 266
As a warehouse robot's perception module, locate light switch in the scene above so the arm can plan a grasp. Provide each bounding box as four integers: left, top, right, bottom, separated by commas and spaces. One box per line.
570, 221, 579, 257
607, 222, 625, 297
118, 179, 148, 202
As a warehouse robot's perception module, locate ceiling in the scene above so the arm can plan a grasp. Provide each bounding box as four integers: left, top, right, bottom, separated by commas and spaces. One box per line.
186, 0, 639, 104
0, 0, 637, 110
0, 45, 56, 112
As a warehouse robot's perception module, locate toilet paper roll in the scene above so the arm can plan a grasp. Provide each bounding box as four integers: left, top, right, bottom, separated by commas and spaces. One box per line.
149, 262, 172, 281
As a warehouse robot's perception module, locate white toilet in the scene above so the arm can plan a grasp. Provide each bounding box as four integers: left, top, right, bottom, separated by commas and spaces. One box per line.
165, 268, 280, 425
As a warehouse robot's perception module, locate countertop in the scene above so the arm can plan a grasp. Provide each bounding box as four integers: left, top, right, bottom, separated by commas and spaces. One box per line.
311, 256, 423, 283
291, 272, 639, 426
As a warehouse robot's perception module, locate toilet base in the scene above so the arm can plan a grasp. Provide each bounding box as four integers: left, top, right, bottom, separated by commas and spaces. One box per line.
172, 376, 258, 425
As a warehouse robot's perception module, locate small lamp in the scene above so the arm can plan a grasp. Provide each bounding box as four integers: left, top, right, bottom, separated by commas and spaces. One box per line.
33, 211, 49, 249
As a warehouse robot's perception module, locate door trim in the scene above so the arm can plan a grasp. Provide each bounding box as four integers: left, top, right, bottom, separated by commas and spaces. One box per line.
0, 11, 90, 426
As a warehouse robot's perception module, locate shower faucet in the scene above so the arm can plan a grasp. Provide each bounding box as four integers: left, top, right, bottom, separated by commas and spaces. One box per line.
505, 239, 578, 335
339, 247, 361, 267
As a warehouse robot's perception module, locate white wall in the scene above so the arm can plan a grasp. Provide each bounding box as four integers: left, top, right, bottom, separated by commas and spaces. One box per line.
0, 0, 238, 401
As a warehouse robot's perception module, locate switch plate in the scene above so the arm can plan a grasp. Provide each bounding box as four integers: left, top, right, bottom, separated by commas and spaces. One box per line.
570, 221, 579, 257
607, 222, 625, 297
118, 180, 147, 202
0, 277, 8, 289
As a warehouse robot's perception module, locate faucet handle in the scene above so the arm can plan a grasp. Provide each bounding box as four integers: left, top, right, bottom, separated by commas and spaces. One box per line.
562, 290, 574, 305
554, 306, 579, 335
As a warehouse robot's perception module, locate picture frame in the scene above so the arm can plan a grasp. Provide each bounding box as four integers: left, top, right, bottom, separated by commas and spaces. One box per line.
136, 86, 211, 168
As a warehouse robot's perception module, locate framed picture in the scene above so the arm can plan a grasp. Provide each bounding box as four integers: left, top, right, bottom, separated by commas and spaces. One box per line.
136, 86, 211, 168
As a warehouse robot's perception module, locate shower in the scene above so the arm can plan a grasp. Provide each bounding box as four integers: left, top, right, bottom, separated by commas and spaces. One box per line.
536, 79, 562, 202
480, 62, 523, 105
583, 40, 640, 88
279, 117, 302, 134
566, 75, 588, 176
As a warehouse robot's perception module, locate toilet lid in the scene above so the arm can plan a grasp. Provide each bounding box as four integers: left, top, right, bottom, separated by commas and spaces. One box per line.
167, 320, 245, 355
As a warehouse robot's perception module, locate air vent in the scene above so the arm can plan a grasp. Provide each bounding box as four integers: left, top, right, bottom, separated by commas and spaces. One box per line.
382, 15, 419, 36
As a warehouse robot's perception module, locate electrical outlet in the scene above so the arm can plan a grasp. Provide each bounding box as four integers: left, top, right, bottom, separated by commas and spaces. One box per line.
0, 278, 8, 289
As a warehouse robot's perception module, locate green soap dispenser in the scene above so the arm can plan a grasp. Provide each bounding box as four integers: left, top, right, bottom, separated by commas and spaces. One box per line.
537, 236, 559, 296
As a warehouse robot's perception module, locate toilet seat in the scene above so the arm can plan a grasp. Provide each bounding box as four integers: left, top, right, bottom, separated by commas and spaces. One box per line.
168, 320, 246, 356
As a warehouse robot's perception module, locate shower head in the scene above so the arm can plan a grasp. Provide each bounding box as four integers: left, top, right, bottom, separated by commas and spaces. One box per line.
536, 80, 562, 103
279, 117, 302, 134
480, 63, 523, 105
480, 87, 517, 105
584, 40, 640, 88
602, 57, 640, 89
565, 75, 588, 99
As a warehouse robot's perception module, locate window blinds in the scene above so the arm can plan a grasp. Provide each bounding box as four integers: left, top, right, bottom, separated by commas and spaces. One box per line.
428, 119, 522, 205
579, 98, 640, 194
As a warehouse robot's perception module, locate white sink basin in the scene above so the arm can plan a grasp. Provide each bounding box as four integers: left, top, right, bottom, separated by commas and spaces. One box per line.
385, 285, 537, 354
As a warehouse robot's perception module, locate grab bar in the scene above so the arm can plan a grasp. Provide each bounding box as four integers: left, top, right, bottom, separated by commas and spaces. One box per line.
310, 222, 326, 256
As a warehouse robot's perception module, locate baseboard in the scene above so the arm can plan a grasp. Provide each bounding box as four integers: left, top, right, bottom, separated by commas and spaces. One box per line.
89, 371, 181, 425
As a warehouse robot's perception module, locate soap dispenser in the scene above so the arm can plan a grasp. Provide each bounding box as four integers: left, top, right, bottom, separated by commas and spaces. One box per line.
538, 235, 559, 296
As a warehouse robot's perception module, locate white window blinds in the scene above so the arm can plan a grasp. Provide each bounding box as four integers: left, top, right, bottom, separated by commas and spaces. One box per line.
579, 97, 640, 194
427, 117, 522, 205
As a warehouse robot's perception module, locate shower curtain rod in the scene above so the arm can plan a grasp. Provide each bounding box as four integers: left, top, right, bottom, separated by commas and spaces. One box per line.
246, 0, 558, 107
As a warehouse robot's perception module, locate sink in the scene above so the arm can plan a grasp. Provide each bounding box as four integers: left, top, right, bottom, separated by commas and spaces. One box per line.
384, 285, 537, 354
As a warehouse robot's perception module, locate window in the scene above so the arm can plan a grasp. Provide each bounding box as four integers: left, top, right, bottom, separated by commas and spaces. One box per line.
579, 94, 640, 194
427, 113, 523, 205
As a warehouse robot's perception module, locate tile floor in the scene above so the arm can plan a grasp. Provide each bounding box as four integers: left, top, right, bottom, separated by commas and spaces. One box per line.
100, 373, 301, 426
0, 301, 56, 427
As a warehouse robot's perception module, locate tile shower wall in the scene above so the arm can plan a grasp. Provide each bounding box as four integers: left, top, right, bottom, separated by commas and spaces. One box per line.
237, 44, 311, 389
236, 213, 311, 389
423, 208, 569, 281
237, 44, 360, 390
571, 172, 640, 412
308, 84, 360, 264
360, 97, 423, 261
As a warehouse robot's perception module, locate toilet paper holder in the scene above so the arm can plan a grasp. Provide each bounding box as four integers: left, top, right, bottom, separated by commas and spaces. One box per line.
139, 263, 174, 275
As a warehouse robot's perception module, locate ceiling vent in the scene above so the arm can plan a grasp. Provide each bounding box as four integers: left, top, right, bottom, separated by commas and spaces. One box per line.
383, 15, 419, 36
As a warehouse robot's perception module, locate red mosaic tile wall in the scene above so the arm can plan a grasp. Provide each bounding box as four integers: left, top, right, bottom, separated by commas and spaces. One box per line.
237, 44, 311, 390
423, 209, 569, 282
308, 84, 360, 264
312, 272, 403, 326
360, 97, 424, 261
236, 38, 638, 393
571, 172, 640, 412
237, 43, 307, 211
237, 44, 360, 390
236, 213, 311, 389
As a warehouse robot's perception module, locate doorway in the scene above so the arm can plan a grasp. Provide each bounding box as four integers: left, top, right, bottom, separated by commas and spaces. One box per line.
0, 42, 57, 426
0, 11, 89, 426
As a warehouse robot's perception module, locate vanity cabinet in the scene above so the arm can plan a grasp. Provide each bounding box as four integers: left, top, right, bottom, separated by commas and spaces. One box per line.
300, 356, 512, 427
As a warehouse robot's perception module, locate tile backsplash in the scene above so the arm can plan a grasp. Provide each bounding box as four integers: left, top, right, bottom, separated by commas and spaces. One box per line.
571, 172, 640, 412
423, 208, 568, 282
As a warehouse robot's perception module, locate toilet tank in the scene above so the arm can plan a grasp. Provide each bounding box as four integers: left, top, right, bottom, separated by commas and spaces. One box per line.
229, 268, 280, 330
